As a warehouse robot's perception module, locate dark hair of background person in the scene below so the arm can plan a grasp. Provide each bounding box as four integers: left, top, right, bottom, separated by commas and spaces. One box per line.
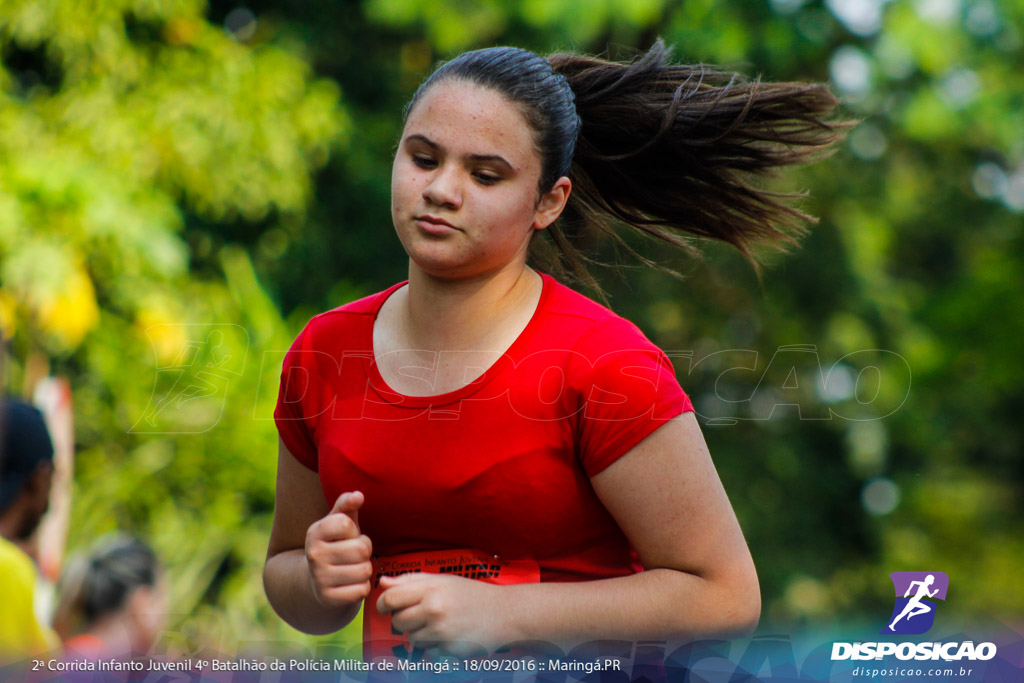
405, 39, 855, 301
52, 534, 159, 639
0, 399, 54, 523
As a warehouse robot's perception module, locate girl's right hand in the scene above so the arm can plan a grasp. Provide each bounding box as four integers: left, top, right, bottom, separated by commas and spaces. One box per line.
304, 491, 374, 609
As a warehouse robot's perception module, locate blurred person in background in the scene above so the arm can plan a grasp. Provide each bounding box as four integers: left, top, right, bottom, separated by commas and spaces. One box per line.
53, 534, 167, 660
0, 399, 60, 661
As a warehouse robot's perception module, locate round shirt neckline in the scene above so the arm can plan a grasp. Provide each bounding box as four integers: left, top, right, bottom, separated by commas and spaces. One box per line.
362, 271, 554, 408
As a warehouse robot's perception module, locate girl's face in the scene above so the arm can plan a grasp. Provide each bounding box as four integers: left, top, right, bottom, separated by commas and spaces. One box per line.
128, 577, 167, 654
391, 79, 569, 280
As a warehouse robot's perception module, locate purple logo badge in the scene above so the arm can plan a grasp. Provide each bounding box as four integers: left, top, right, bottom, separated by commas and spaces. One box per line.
882, 571, 949, 635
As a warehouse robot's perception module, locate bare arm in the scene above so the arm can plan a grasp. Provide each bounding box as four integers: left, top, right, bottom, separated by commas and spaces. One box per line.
510, 410, 759, 641
378, 412, 760, 651
263, 439, 372, 635
32, 377, 75, 582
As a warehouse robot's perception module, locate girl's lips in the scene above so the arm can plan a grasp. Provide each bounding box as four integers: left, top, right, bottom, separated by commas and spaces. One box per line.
415, 216, 459, 235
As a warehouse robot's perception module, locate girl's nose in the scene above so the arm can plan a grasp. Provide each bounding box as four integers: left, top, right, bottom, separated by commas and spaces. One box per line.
422, 166, 462, 210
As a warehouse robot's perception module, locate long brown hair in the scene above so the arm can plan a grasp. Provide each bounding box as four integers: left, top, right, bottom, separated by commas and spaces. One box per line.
408, 40, 854, 300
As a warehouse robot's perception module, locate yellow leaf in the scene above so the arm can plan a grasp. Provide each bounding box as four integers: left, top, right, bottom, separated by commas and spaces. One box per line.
0, 289, 17, 338
35, 266, 100, 351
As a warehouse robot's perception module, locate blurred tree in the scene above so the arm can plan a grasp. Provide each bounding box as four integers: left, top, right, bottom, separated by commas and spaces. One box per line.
2, 0, 1021, 650
0, 0, 348, 647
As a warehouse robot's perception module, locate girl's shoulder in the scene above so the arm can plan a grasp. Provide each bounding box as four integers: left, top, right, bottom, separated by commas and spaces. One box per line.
292, 280, 407, 347
542, 275, 660, 355
312, 280, 406, 323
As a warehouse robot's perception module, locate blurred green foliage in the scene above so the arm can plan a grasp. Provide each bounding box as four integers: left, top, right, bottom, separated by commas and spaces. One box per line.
1, 0, 1022, 652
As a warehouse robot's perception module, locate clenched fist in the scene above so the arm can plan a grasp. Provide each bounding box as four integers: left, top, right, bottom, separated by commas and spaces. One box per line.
376, 573, 514, 656
305, 491, 374, 609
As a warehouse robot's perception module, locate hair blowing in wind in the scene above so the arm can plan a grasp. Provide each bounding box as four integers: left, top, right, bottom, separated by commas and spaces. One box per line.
543, 39, 855, 295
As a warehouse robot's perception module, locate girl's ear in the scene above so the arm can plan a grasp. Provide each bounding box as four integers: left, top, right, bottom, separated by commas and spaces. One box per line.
533, 177, 572, 230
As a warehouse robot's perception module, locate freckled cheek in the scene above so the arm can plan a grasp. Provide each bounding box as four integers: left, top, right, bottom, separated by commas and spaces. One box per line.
510, 195, 541, 225
393, 180, 424, 214
393, 157, 425, 188
480, 201, 537, 241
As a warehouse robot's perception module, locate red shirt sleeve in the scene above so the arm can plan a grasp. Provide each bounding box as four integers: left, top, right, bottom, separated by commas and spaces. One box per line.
571, 316, 694, 477
273, 323, 320, 471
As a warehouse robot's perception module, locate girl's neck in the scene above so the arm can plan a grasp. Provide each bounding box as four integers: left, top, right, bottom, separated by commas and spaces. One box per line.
400, 262, 542, 351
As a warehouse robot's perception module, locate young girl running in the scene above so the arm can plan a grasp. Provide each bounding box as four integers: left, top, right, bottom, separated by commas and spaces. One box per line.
264, 40, 848, 657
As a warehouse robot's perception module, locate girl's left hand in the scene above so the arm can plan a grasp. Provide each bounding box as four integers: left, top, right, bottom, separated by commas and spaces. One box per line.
376, 573, 515, 656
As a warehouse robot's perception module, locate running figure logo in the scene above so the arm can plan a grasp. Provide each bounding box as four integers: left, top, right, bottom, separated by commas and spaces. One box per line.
882, 571, 949, 635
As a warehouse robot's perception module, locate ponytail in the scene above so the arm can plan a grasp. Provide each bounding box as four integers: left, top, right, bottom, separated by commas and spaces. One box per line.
540, 40, 853, 296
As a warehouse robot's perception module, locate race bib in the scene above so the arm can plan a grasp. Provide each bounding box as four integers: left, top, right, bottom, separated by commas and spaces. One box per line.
363, 548, 540, 661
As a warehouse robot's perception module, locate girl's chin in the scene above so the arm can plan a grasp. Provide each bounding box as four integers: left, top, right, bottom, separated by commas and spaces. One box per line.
407, 255, 504, 282
407, 254, 473, 277
404, 241, 522, 281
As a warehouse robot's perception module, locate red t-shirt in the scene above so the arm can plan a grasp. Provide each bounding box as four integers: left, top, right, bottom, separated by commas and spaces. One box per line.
274, 271, 694, 582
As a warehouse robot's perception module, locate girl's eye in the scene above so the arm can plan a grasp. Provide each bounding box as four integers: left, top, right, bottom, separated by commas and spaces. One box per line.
474, 172, 500, 185
412, 156, 437, 169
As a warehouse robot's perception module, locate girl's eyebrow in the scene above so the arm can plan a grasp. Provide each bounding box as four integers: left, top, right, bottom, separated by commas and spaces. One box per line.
405, 133, 514, 170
